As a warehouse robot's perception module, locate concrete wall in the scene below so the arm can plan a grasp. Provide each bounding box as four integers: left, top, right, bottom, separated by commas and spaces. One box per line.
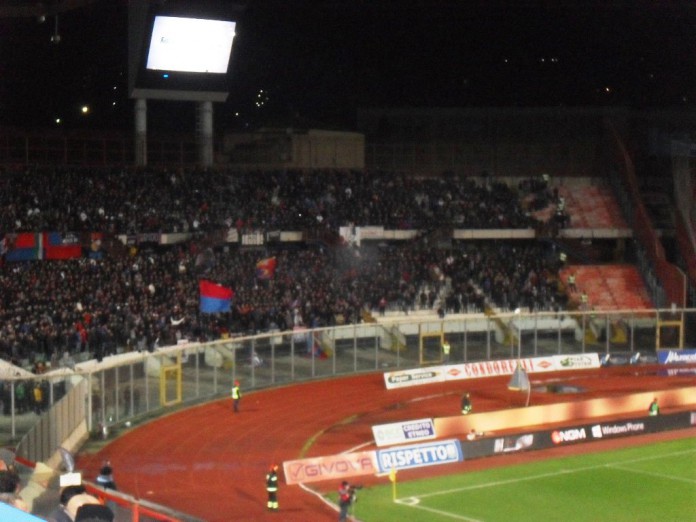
223, 128, 365, 169
357, 106, 610, 177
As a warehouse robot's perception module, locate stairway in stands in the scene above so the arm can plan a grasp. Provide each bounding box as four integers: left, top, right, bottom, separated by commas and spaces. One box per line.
561, 265, 653, 311
558, 184, 628, 229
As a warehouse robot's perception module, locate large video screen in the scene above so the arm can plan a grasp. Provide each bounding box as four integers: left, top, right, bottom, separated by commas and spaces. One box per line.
146, 16, 236, 74
129, 0, 241, 102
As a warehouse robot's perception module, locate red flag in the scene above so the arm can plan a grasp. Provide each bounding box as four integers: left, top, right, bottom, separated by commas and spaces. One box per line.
256, 257, 277, 280
199, 280, 234, 313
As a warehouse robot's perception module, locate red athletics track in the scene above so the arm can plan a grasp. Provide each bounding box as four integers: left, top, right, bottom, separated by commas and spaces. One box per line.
76, 365, 696, 522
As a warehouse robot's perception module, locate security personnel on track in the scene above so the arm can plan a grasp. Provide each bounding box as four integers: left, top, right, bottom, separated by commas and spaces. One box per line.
567, 273, 577, 293
461, 392, 472, 415
266, 464, 279, 511
231, 380, 241, 413
442, 338, 451, 363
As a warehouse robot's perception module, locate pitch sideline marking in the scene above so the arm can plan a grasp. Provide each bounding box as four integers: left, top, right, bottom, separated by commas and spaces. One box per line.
393, 498, 483, 522
607, 463, 696, 485
401, 448, 696, 501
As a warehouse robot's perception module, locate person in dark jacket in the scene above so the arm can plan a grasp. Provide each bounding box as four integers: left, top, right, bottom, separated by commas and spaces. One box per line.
46, 484, 87, 522
96, 462, 117, 490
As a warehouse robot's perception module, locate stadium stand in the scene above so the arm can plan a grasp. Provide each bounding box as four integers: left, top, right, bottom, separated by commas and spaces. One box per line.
0, 167, 660, 371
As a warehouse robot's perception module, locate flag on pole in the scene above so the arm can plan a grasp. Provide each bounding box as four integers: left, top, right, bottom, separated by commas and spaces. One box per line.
508, 361, 532, 407
255, 257, 277, 280
507, 362, 530, 391
199, 280, 234, 313
390, 467, 397, 501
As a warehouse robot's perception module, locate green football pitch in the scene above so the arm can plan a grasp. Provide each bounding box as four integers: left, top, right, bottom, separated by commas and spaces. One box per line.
330, 436, 696, 522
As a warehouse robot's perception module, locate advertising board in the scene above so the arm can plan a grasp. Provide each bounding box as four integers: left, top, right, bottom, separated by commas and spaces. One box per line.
372, 418, 436, 447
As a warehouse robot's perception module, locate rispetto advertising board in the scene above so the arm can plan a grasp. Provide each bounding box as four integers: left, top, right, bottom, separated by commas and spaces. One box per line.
372, 418, 436, 447
383, 353, 600, 389
657, 349, 696, 365
375, 439, 463, 473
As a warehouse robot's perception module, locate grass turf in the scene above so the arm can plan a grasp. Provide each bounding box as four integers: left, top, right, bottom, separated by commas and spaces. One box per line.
328, 436, 696, 522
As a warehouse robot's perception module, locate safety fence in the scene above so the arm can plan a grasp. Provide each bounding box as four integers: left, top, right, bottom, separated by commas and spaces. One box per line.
2, 307, 693, 445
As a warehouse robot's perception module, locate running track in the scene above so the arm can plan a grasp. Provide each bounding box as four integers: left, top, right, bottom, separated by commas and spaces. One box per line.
76, 365, 696, 522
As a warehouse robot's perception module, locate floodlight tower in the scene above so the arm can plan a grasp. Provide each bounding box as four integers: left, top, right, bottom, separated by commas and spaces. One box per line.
128, 0, 241, 166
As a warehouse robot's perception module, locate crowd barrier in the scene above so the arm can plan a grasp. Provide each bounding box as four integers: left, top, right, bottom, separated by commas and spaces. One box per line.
1, 308, 694, 454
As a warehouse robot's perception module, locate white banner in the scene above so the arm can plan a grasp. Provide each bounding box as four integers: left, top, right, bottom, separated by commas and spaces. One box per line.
372, 418, 436, 447
384, 354, 600, 390
356, 226, 384, 241
383, 367, 444, 389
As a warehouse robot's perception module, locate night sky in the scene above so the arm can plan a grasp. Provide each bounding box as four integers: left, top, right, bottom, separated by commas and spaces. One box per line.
0, 0, 694, 133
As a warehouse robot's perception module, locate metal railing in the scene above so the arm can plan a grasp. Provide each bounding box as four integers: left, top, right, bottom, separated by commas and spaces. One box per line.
2, 307, 694, 450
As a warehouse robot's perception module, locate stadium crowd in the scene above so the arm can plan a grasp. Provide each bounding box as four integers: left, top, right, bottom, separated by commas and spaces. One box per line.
0, 166, 546, 233
0, 167, 565, 369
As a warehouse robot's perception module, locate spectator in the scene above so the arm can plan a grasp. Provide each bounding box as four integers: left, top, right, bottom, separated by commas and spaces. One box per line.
64, 493, 103, 521
0, 469, 21, 494
74, 503, 114, 522
0, 491, 28, 512
46, 484, 86, 522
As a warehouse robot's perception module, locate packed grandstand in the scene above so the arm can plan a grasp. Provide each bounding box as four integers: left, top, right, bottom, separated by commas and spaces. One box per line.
0, 167, 584, 367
